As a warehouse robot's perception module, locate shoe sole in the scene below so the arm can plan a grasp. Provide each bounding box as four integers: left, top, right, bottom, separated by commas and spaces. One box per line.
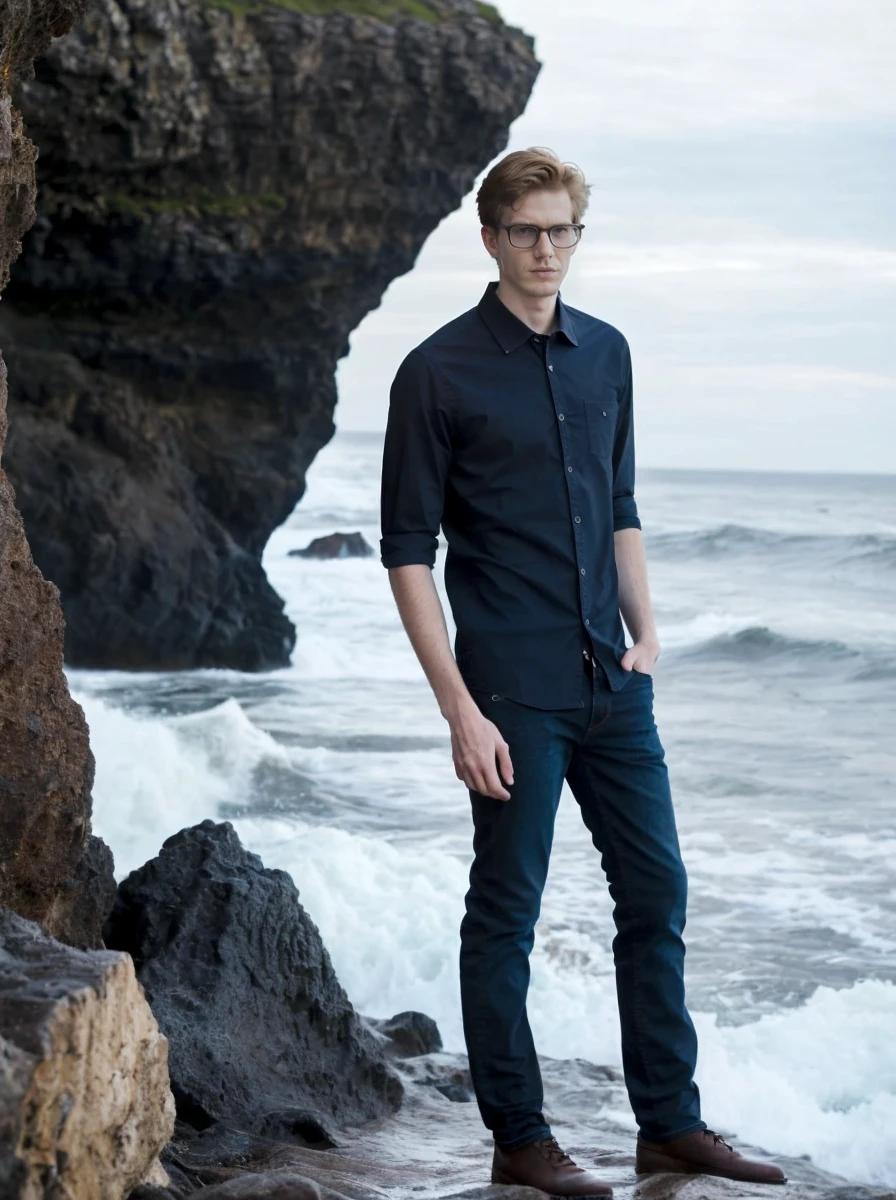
635, 1162, 787, 1185
492, 1167, 613, 1196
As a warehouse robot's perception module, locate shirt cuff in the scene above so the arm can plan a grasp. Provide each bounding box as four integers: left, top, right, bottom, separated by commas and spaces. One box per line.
612, 495, 641, 532
379, 532, 438, 569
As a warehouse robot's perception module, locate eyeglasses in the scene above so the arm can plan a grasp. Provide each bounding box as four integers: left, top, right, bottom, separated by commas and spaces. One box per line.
500, 222, 585, 249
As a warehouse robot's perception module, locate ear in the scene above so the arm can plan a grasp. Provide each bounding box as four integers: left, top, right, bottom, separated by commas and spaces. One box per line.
480, 224, 499, 258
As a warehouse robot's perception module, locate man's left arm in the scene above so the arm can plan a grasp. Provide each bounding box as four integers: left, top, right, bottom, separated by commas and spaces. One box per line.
612, 336, 660, 672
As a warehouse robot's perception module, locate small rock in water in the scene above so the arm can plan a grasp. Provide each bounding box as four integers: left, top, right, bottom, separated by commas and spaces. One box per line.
288, 531, 373, 559
367, 1009, 444, 1057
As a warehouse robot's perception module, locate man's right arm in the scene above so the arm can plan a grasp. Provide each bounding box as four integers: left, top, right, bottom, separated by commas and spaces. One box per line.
385, 566, 512, 801
380, 350, 513, 800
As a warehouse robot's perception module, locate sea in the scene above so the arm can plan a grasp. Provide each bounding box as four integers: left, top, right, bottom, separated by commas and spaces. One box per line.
65, 431, 896, 1187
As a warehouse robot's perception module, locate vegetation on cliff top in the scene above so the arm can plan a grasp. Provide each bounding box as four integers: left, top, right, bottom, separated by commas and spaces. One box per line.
106, 188, 288, 218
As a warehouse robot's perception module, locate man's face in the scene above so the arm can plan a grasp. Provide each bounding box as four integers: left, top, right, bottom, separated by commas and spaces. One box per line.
481, 187, 579, 297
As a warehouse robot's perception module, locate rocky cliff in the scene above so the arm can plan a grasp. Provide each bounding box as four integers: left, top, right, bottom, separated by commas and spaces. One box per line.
0, 0, 117, 948
1, 0, 539, 670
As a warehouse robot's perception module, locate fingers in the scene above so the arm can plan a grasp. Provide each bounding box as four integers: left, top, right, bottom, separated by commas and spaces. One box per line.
495, 740, 514, 788
454, 721, 513, 802
473, 755, 511, 802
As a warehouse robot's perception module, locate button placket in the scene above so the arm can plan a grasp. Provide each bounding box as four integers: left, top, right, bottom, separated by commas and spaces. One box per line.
543, 342, 591, 639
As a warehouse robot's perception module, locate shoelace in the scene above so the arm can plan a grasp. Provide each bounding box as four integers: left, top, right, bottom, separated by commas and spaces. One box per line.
536, 1136, 577, 1168
703, 1128, 735, 1154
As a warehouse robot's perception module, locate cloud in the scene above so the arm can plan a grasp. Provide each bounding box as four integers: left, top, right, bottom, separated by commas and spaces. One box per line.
502, 0, 896, 135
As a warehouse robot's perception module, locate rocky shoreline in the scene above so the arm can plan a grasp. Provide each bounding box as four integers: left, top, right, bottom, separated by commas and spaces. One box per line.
6, 816, 893, 1199
1, 2, 893, 1197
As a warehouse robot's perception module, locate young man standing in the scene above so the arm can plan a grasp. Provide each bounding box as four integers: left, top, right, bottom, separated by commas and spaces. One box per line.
379, 147, 787, 1196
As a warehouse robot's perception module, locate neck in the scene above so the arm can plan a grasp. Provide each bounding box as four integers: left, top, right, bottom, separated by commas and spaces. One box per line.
495, 277, 559, 335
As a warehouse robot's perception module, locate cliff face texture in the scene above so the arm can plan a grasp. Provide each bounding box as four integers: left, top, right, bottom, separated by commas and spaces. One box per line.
0, 0, 117, 949
1, 0, 539, 670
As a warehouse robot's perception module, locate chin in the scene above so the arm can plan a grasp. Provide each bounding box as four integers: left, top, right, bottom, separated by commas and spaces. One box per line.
523, 274, 560, 291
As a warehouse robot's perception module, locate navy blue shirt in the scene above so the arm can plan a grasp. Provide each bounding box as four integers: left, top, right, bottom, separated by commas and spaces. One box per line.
379, 278, 642, 709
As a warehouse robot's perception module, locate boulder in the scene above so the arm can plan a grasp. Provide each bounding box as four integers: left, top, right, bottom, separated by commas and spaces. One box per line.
103, 820, 404, 1137
0, 906, 176, 1199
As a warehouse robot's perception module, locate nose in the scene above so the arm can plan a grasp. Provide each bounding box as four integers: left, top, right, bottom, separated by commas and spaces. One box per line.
533, 232, 557, 261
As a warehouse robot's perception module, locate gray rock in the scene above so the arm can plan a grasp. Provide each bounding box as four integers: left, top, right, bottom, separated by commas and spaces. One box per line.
289, 532, 374, 560
102, 820, 404, 1136
368, 1009, 444, 1057
191, 1172, 324, 1199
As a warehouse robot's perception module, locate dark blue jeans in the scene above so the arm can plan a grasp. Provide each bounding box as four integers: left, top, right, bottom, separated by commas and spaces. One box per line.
458, 648, 706, 1150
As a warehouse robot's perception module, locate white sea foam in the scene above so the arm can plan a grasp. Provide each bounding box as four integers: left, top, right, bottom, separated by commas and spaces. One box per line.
73, 690, 289, 877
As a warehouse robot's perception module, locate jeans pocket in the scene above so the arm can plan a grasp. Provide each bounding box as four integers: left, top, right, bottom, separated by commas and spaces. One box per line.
627, 667, 653, 685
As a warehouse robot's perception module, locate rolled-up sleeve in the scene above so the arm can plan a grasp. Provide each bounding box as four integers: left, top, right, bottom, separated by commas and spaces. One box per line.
612, 336, 642, 532
379, 347, 453, 569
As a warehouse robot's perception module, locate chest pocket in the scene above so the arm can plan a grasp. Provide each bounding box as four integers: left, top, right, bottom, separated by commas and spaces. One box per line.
584, 386, 619, 457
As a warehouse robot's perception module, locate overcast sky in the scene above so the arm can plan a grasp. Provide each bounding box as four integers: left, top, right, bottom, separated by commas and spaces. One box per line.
336, 0, 894, 474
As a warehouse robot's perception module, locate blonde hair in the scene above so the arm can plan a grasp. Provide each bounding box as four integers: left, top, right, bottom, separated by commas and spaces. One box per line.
476, 146, 591, 229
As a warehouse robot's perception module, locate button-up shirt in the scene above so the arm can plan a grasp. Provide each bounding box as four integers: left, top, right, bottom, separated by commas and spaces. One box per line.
379, 278, 641, 709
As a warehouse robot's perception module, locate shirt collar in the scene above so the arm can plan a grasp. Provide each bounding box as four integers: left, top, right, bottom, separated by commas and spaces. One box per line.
477, 278, 579, 353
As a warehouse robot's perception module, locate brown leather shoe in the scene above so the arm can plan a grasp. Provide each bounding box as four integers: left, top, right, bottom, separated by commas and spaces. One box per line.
636, 1126, 787, 1184
491, 1135, 613, 1197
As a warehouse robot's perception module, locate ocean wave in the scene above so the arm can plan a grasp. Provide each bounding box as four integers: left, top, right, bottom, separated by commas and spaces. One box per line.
678, 624, 896, 678
649, 523, 896, 569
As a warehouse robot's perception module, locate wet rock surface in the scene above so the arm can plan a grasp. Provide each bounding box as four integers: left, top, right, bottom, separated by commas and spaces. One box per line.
127, 1047, 895, 1199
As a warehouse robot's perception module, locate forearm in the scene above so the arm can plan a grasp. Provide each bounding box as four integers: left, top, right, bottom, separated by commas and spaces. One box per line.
614, 527, 659, 648
387, 564, 477, 722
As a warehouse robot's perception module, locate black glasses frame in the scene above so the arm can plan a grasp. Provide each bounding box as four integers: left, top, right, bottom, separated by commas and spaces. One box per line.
500, 222, 585, 248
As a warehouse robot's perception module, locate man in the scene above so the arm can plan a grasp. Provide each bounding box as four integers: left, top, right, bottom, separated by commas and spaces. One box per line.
379, 147, 787, 1196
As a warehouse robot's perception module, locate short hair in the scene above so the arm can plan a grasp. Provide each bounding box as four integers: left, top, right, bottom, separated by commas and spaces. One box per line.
476, 146, 591, 230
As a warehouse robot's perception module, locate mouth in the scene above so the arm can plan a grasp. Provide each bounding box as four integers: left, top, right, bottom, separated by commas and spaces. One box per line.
532, 269, 557, 275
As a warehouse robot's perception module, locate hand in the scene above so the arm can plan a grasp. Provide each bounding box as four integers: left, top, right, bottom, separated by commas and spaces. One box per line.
449, 698, 514, 801
620, 639, 660, 675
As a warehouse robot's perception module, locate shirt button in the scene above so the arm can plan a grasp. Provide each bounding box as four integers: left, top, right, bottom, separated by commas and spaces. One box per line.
574, 515, 581, 523
532, 335, 541, 342
580, 567, 586, 575
567, 465, 573, 473
585, 617, 591, 625
548, 364, 554, 372
602, 409, 607, 416
558, 413, 565, 421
